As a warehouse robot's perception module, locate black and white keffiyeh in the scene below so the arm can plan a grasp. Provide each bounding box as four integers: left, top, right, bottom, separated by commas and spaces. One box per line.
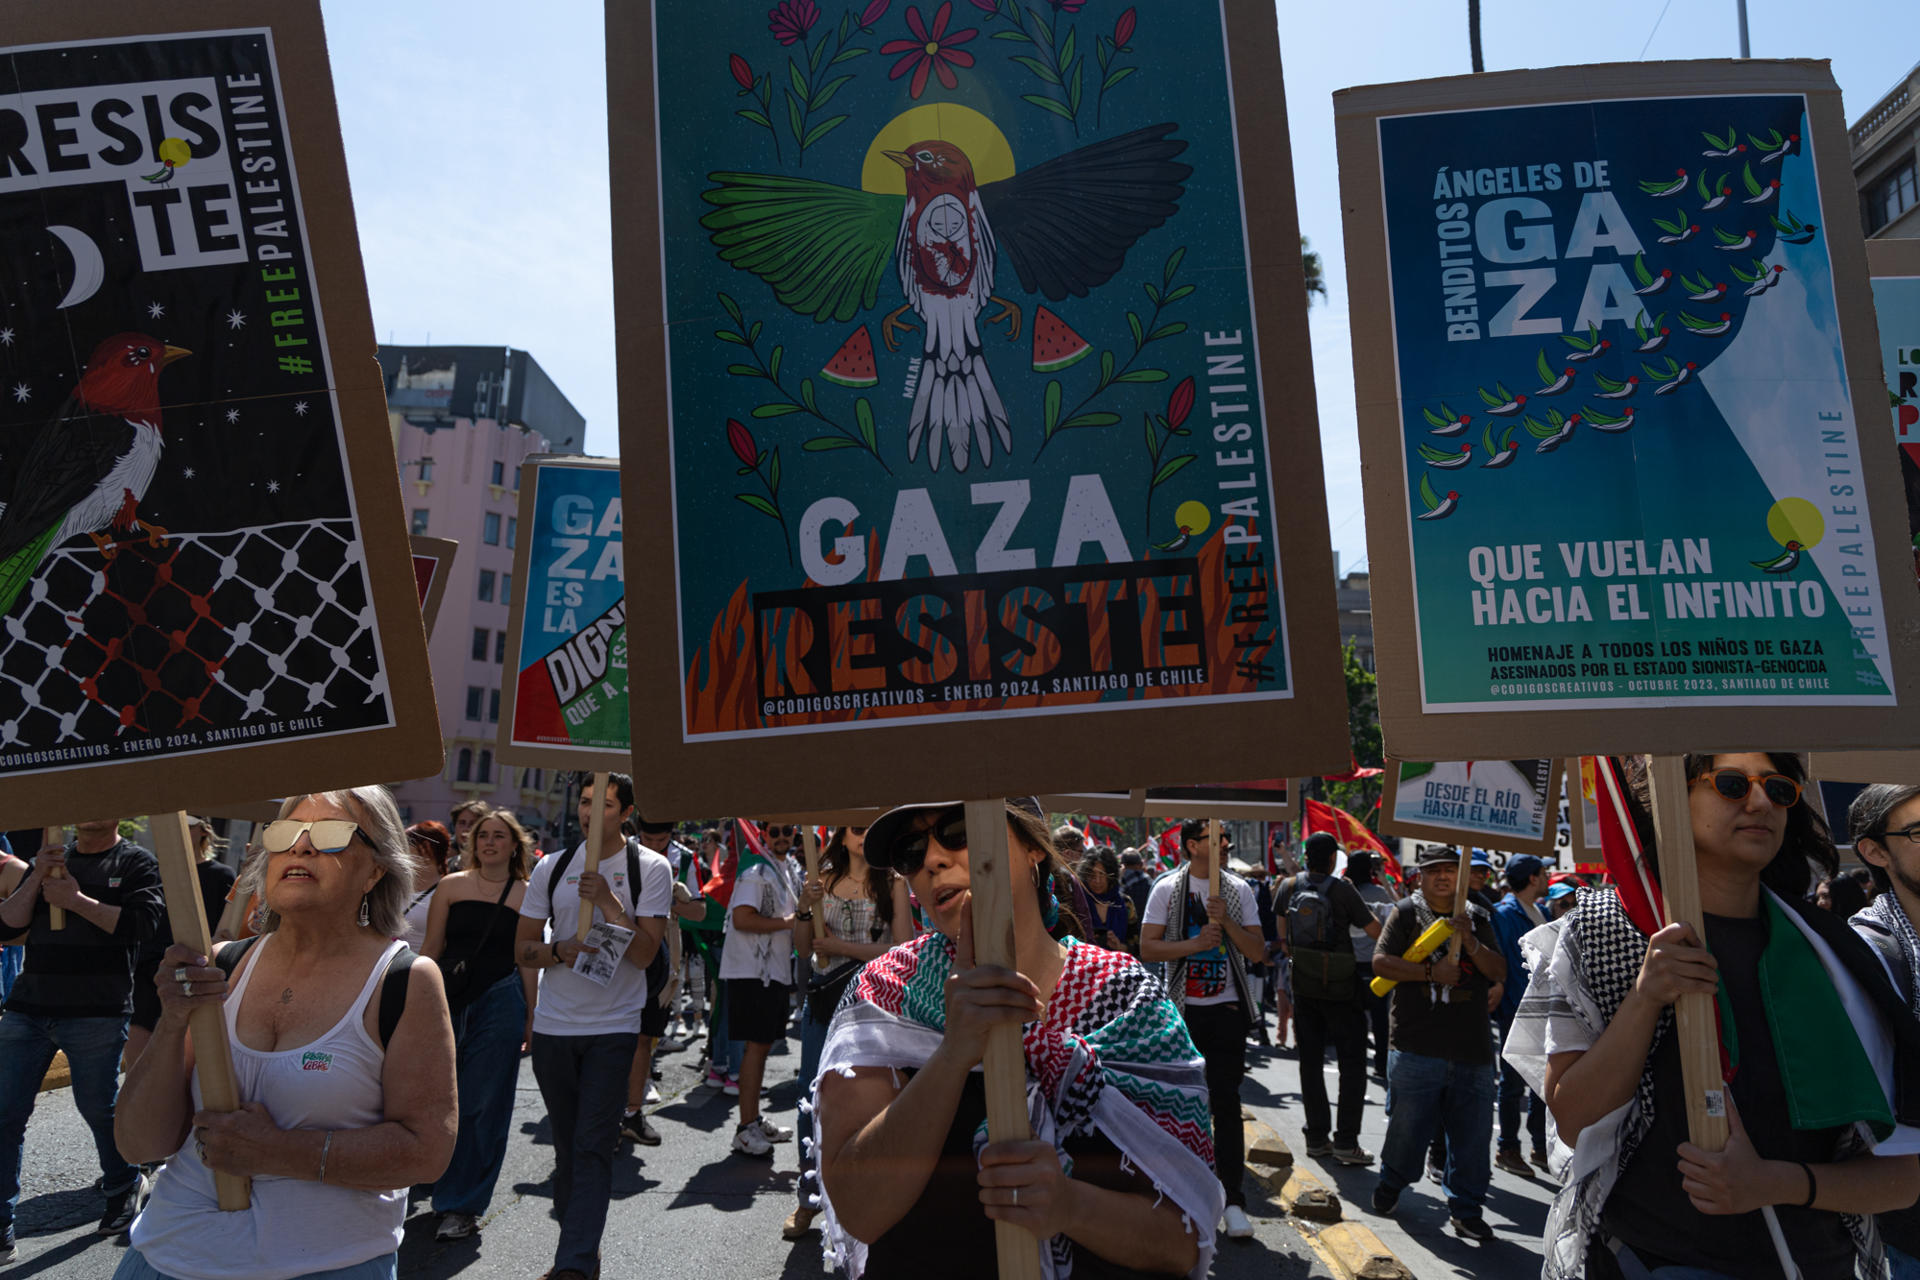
1859, 891, 1920, 1011
1162, 866, 1259, 1026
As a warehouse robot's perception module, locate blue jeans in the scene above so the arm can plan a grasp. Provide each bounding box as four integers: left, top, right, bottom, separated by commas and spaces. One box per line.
0, 1010, 136, 1230
115, 1247, 397, 1279
1890, 1245, 1920, 1280
795, 1005, 830, 1208
530, 1031, 638, 1276
0, 947, 21, 1001
1377, 1048, 1495, 1215
432, 972, 526, 1216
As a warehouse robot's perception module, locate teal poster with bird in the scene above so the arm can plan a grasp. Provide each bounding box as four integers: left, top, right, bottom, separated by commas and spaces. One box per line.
1337, 60, 1920, 762
611, 0, 1350, 815
0, 2, 443, 828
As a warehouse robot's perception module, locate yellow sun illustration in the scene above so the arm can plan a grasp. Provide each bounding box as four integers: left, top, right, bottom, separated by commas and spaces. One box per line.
156, 137, 191, 169
1765, 497, 1824, 549
1174, 501, 1212, 536
862, 104, 1016, 195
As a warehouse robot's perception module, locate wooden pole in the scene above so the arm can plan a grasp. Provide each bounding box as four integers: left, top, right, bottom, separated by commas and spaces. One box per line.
577, 771, 610, 943
963, 798, 1042, 1280
1206, 818, 1222, 900
1646, 755, 1729, 1150
802, 824, 820, 884
149, 812, 250, 1210
1444, 845, 1474, 962
42, 827, 66, 931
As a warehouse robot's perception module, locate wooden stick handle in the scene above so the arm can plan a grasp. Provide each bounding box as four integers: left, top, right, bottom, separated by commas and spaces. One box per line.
1445, 844, 1473, 961
577, 772, 609, 942
150, 812, 250, 1210
1206, 819, 1222, 901
43, 826, 66, 931
803, 824, 820, 883
964, 799, 1042, 1280
1646, 755, 1728, 1150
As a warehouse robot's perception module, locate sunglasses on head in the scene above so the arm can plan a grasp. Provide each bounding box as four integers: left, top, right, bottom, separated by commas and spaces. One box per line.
893, 807, 968, 874
263, 819, 369, 854
1692, 768, 1801, 808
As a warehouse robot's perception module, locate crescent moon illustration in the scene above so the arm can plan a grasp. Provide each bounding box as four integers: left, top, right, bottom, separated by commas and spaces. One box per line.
49, 225, 105, 309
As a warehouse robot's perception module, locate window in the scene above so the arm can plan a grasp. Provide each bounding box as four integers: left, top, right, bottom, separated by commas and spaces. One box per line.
494, 631, 507, 663
483, 512, 501, 545
417, 457, 434, 482
1869, 161, 1918, 234
488, 688, 501, 723
506, 517, 517, 550
477, 749, 493, 784
477, 570, 496, 602
491, 460, 505, 486
455, 747, 472, 782
471, 627, 489, 661
511, 465, 521, 490
465, 686, 484, 720
501, 572, 512, 602
409, 508, 429, 535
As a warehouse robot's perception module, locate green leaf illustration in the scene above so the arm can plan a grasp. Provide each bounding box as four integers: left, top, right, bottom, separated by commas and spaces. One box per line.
1060, 411, 1120, 430
752, 402, 802, 418
736, 493, 780, 520
1153, 454, 1195, 486
804, 437, 860, 451
1022, 94, 1075, 120
768, 447, 782, 496
1012, 55, 1061, 84
855, 399, 877, 454
1116, 369, 1167, 384
803, 115, 849, 148
1044, 380, 1063, 435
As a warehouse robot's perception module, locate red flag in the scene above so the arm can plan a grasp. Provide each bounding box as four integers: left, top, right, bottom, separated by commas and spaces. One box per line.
1089, 815, 1124, 841
1592, 756, 1666, 937
1303, 798, 1404, 884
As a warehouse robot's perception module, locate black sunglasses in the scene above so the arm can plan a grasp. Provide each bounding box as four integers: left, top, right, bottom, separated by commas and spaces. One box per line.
767, 825, 798, 837
1692, 768, 1800, 808
892, 807, 967, 873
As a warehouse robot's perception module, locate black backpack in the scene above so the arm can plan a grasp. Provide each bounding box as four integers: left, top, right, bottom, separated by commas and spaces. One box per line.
216, 937, 415, 1048
1286, 874, 1357, 1001
543, 839, 671, 999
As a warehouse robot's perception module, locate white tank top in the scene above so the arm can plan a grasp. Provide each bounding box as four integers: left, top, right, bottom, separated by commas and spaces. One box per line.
130, 935, 408, 1280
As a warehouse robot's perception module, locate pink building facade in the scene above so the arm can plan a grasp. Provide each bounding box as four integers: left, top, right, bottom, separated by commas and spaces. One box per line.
378, 346, 586, 843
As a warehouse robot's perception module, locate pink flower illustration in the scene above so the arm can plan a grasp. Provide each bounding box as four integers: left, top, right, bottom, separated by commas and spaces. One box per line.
860, 0, 892, 26
729, 54, 755, 89
767, 0, 821, 45
1167, 377, 1196, 430
881, 3, 978, 99
1113, 7, 1135, 49
727, 418, 758, 468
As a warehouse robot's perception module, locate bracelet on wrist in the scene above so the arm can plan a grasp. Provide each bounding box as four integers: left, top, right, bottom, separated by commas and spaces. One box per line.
795, 910, 813, 921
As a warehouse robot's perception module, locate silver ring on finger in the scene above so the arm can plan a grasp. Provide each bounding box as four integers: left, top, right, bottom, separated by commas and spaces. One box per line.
174, 966, 189, 984
182, 980, 193, 998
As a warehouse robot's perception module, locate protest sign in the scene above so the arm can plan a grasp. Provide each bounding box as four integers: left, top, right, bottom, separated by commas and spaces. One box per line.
1867, 237, 1920, 583
1139, 779, 1293, 819
1037, 792, 1145, 818
1336, 60, 1920, 761
0, 1, 441, 828
410, 534, 457, 638
1807, 750, 1920, 783
609, 0, 1348, 817
497, 456, 628, 769
1378, 758, 1561, 857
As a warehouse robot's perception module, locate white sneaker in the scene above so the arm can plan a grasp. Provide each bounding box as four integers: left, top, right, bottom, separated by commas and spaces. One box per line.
1222, 1205, 1254, 1239
754, 1114, 795, 1143
643, 1080, 661, 1105
732, 1120, 774, 1158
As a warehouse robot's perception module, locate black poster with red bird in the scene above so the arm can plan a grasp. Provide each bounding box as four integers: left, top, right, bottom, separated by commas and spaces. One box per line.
0, 26, 394, 778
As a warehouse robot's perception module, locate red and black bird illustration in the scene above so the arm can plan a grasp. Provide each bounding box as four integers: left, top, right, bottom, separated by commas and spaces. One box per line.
0, 332, 191, 616
701, 124, 1191, 471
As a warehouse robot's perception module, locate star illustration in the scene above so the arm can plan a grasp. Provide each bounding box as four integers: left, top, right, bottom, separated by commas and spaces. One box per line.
224, 408, 240, 424
0, 327, 13, 346
146, 301, 165, 319
266, 479, 281, 494
182, 466, 197, 479
225, 309, 247, 330
293, 401, 309, 416
11, 382, 27, 403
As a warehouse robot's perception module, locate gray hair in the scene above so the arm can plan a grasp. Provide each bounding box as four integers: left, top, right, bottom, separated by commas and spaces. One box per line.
238, 786, 415, 937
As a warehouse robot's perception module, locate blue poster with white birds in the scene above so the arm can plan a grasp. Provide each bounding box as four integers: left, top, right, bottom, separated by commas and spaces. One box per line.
1337, 61, 1920, 760
0, 5, 442, 823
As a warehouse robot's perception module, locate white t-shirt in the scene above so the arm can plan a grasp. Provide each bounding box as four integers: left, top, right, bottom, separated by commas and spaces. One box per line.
521, 840, 673, 1036
720, 856, 800, 986
1144, 868, 1261, 1006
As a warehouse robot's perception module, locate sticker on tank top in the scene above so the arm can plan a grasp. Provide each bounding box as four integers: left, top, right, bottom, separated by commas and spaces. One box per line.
300, 1050, 334, 1072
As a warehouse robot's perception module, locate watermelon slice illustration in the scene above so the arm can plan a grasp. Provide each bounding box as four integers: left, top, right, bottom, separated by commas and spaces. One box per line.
1032, 306, 1091, 373
821, 326, 878, 389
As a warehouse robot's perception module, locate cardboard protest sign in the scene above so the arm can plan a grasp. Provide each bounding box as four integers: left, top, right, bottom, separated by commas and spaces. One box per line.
410, 535, 457, 639
496, 456, 628, 768
0, 1, 441, 828
1378, 758, 1561, 857
609, 0, 1348, 815
1868, 238, 1920, 588
1036, 792, 1145, 818
1336, 61, 1920, 761
1139, 779, 1293, 819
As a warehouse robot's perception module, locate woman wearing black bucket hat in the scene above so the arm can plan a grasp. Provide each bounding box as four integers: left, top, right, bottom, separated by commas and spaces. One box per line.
810, 798, 1221, 1279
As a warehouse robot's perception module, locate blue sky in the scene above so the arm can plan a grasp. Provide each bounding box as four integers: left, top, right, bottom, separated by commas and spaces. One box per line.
318, 0, 1915, 580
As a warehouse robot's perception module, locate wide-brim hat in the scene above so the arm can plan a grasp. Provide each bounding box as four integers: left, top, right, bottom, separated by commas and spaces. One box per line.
864, 797, 1045, 871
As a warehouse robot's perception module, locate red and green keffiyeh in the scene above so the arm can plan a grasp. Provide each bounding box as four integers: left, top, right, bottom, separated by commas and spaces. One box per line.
810, 934, 1222, 1280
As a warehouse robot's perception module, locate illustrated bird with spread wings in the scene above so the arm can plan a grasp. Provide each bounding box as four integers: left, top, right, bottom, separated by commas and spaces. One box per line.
700, 124, 1191, 472
0, 332, 190, 617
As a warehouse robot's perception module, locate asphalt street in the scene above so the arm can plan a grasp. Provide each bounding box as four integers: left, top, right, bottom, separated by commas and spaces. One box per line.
7, 1018, 1552, 1280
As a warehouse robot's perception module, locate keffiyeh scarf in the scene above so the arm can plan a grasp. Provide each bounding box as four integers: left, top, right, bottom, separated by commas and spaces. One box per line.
809, 934, 1223, 1280
1859, 890, 1920, 1010
1503, 887, 1880, 1280
1161, 867, 1259, 1026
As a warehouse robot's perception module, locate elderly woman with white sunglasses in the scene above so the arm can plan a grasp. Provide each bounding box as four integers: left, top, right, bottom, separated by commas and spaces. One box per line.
112, 787, 457, 1280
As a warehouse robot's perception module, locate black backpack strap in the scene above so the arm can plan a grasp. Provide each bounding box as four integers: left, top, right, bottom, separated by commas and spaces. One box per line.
214, 935, 260, 977
543, 845, 578, 924
378, 947, 416, 1049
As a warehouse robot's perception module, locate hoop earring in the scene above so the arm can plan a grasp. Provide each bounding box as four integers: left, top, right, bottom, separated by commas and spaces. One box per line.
357, 895, 371, 928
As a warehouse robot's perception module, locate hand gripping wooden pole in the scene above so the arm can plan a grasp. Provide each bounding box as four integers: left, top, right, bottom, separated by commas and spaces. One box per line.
43, 827, 66, 931
1646, 755, 1730, 1150
964, 799, 1043, 1280
150, 812, 251, 1210
576, 771, 610, 943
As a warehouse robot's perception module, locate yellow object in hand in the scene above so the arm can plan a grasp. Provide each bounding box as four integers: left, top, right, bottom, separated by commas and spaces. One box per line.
1368, 918, 1454, 996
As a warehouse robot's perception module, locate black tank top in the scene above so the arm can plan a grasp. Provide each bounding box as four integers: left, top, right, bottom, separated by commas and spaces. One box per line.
442, 895, 521, 996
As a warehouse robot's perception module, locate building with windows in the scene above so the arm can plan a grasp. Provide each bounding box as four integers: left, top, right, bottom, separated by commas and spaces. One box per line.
379, 346, 587, 842
1853, 60, 1920, 239
1335, 563, 1374, 673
